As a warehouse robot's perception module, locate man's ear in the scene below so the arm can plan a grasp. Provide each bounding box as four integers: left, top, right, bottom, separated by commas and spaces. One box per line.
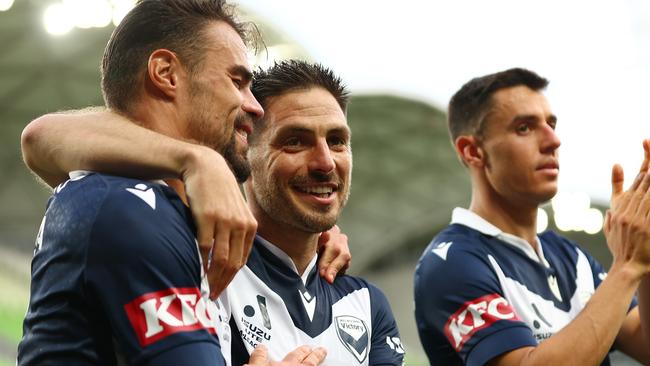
455, 135, 485, 168
147, 49, 183, 99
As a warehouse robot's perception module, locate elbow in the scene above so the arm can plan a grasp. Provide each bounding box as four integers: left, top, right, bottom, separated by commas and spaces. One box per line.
20, 116, 48, 171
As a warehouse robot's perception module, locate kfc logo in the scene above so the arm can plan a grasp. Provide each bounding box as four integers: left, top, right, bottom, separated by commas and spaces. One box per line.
444, 294, 518, 351
124, 287, 219, 346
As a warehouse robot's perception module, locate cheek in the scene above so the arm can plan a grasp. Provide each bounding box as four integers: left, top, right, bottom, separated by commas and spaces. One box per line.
337, 155, 352, 179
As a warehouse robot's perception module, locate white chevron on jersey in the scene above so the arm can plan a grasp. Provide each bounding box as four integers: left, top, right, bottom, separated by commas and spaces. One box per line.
220, 265, 374, 365
126, 184, 156, 209
486, 245, 596, 342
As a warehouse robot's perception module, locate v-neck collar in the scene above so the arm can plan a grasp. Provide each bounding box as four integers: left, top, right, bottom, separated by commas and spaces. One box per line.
451, 207, 550, 268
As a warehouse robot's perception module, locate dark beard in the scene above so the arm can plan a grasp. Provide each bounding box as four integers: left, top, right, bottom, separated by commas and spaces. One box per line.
223, 132, 251, 183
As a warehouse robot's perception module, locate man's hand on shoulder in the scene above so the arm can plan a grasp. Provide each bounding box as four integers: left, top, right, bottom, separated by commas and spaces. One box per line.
317, 225, 351, 284
245, 345, 327, 366
182, 145, 257, 299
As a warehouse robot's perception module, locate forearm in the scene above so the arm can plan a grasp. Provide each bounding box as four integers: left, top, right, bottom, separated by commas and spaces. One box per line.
21, 108, 222, 187
528, 266, 638, 365
492, 265, 640, 366
639, 278, 650, 346
616, 276, 650, 363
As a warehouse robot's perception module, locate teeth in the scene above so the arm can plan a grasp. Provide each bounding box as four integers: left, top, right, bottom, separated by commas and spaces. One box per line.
235, 129, 248, 141
300, 186, 333, 194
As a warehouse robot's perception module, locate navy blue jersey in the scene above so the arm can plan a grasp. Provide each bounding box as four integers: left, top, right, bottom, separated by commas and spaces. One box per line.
18, 172, 224, 365
217, 236, 405, 366
414, 208, 636, 366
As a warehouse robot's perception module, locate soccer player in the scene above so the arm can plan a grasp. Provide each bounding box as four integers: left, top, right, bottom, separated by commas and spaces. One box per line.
18, 1, 329, 365
20, 59, 405, 366
414, 68, 650, 365
219, 60, 404, 366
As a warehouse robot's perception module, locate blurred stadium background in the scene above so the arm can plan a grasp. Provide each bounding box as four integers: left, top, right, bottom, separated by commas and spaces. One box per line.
0, 1, 645, 365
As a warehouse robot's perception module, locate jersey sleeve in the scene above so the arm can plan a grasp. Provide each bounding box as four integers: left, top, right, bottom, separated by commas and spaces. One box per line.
414, 238, 537, 366
84, 180, 224, 365
367, 283, 405, 366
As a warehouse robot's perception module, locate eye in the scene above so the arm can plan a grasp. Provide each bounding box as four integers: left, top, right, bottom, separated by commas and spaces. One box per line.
547, 120, 557, 130
283, 137, 302, 148
231, 78, 242, 88
327, 136, 349, 150
516, 123, 530, 134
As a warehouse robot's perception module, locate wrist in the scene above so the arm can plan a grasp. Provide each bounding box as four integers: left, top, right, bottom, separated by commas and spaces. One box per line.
609, 260, 646, 284
179, 144, 226, 181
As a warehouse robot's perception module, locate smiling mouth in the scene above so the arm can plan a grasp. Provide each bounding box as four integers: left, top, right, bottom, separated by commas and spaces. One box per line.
294, 185, 337, 198
235, 128, 248, 143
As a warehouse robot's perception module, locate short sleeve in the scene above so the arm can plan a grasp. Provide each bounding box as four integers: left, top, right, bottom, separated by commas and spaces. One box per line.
367, 284, 405, 365
414, 239, 537, 366
84, 183, 224, 365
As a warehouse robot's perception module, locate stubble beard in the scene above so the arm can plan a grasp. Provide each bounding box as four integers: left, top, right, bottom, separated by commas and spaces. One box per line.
223, 127, 251, 183
252, 169, 350, 233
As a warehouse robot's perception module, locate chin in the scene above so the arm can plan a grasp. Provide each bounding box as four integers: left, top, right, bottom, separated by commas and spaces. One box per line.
534, 186, 558, 204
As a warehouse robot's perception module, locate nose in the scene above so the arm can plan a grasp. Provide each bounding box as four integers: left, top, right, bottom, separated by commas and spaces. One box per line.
541, 124, 561, 153
309, 139, 335, 174
242, 89, 264, 119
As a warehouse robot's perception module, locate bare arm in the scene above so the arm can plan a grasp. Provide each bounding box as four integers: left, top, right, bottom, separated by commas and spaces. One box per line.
21, 108, 210, 187
490, 140, 650, 366
614, 139, 650, 364
21, 108, 256, 299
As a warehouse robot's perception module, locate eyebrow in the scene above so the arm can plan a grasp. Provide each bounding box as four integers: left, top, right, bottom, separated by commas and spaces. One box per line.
229, 65, 253, 83
276, 125, 351, 138
512, 113, 557, 124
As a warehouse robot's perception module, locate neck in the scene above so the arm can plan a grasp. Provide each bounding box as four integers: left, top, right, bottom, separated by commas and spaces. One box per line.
254, 209, 319, 276
469, 180, 539, 248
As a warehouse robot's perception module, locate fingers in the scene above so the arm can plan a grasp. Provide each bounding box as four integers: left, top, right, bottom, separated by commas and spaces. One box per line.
324, 246, 351, 284
208, 226, 231, 299
246, 344, 269, 366
282, 345, 313, 362
300, 347, 327, 366
243, 212, 257, 266
639, 139, 650, 174
281, 345, 327, 366
615, 172, 645, 215
611, 164, 625, 201
640, 174, 650, 221
195, 216, 215, 274
317, 226, 351, 284
317, 231, 335, 281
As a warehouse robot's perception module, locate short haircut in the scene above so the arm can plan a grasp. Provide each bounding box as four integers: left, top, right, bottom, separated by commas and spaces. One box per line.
101, 0, 258, 113
251, 60, 349, 113
447, 68, 549, 141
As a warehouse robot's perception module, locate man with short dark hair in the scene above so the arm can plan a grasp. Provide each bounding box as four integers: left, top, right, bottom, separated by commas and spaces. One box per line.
20, 58, 405, 366
219, 60, 404, 366
414, 67, 650, 365
17, 1, 329, 365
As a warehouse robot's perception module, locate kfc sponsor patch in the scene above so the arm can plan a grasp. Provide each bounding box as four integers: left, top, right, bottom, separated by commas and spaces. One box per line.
124, 287, 219, 346
444, 294, 518, 351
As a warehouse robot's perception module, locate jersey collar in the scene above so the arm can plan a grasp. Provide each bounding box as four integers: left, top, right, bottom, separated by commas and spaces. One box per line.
68, 170, 167, 186
451, 207, 550, 267
256, 235, 317, 285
